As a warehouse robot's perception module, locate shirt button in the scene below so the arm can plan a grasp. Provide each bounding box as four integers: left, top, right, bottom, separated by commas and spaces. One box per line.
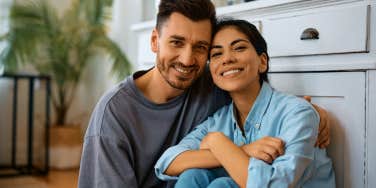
255, 123, 261, 129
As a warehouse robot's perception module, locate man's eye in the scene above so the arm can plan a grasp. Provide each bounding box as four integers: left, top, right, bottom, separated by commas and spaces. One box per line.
198, 45, 208, 51
171, 40, 183, 46
195, 45, 208, 53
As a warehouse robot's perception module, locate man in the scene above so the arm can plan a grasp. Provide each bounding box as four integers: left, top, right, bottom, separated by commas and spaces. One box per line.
78, 0, 330, 187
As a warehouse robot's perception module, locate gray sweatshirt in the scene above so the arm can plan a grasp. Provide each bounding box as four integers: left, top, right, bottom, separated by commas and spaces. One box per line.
78, 69, 230, 188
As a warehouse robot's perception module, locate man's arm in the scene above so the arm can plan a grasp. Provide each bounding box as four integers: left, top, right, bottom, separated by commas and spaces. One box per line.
312, 104, 330, 148
78, 135, 138, 188
78, 98, 138, 188
303, 96, 331, 148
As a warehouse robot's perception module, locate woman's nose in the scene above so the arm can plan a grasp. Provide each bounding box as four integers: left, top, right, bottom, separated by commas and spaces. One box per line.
222, 52, 236, 66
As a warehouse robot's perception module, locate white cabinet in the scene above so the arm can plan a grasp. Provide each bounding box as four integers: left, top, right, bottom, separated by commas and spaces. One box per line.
131, 0, 376, 187
269, 72, 366, 188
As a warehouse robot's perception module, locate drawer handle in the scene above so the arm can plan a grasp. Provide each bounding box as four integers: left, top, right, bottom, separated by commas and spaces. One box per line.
300, 28, 319, 40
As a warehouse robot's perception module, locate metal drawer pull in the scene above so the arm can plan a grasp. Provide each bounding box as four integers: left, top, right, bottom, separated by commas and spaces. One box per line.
300, 28, 319, 40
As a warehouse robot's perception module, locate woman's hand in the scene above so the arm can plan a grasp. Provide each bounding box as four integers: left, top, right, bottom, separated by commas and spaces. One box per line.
241, 136, 285, 164
200, 132, 224, 150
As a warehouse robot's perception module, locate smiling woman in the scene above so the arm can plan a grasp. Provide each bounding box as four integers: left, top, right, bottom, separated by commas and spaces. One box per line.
155, 19, 335, 188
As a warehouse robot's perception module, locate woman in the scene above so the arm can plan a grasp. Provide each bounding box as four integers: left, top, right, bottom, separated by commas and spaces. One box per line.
155, 19, 335, 188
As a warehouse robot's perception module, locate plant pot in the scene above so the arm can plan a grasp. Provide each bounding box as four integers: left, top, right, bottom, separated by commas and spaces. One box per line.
49, 125, 82, 170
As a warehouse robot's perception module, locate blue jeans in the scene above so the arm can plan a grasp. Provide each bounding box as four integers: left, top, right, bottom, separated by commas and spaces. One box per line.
175, 168, 239, 188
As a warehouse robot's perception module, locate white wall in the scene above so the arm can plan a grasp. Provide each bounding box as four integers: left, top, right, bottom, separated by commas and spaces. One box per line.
109, 0, 143, 70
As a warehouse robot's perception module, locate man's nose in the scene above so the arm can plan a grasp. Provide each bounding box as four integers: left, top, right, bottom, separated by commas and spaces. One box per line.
179, 47, 195, 66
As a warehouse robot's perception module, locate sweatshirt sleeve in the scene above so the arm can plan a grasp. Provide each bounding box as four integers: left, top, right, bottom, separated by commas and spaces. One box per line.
78, 135, 138, 188
78, 96, 138, 188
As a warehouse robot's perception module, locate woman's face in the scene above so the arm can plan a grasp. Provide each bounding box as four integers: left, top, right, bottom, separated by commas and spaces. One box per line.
209, 26, 267, 93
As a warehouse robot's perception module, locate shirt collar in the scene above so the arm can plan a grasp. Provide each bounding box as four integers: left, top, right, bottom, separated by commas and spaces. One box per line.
231, 82, 274, 131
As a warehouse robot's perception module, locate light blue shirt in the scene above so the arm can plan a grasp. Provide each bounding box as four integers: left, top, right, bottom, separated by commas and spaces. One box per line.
155, 82, 335, 188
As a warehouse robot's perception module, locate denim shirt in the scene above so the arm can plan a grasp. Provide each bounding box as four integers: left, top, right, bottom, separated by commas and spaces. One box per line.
155, 82, 335, 188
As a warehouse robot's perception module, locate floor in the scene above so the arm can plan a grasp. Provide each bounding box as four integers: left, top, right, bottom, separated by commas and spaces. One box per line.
0, 170, 78, 188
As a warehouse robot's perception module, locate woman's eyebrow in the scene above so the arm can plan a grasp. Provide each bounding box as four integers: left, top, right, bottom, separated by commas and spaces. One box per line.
231, 39, 248, 46
211, 38, 248, 50
211, 45, 222, 50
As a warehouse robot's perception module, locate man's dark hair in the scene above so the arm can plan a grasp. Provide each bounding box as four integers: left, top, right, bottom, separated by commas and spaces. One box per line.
156, 0, 216, 32
212, 18, 270, 84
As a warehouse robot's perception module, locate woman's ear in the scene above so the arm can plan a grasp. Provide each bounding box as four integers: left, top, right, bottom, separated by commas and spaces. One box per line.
151, 28, 159, 53
258, 53, 268, 73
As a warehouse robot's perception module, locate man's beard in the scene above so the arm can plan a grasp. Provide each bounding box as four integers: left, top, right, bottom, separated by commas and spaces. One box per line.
156, 59, 199, 90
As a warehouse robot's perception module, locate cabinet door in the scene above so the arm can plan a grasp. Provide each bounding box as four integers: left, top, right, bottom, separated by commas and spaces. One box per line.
269, 72, 365, 188
366, 70, 376, 188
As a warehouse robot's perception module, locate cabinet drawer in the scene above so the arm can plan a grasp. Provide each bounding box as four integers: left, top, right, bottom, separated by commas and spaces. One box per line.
262, 5, 369, 57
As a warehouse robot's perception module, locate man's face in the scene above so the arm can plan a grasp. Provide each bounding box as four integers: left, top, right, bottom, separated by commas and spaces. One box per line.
151, 13, 212, 90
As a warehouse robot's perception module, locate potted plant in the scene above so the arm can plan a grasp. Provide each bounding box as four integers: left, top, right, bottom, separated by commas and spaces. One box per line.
0, 0, 131, 169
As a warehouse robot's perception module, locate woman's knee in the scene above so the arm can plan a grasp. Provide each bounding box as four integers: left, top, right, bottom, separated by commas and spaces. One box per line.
175, 169, 214, 188
179, 169, 212, 179
208, 177, 239, 188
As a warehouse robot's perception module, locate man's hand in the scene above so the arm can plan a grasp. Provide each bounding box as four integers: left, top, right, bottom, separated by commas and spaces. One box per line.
241, 136, 284, 164
303, 96, 331, 148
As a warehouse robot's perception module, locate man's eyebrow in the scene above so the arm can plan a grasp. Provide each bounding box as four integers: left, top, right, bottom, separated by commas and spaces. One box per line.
197, 41, 210, 47
170, 35, 210, 48
170, 35, 185, 40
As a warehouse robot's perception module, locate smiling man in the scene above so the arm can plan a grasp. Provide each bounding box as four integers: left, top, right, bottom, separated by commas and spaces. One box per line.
78, 1, 230, 187
78, 0, 330, 188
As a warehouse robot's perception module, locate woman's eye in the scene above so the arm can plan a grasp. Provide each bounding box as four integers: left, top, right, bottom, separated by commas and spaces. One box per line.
211, 52, 222, 58
235, 46, 246, 51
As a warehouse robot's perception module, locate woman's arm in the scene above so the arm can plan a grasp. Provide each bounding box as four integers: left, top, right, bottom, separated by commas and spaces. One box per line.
203, 132, 250, 188
241, 136, 285, 164
202, 105, 320, 188
245, 104, 320, 188
165, 135, 285, 177
165, 149, 220, 176
155, 116, 217, 180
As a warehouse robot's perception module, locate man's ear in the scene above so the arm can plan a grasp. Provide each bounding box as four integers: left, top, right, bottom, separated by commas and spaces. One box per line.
258, 53, 268, 73
151, 28, 159, 53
